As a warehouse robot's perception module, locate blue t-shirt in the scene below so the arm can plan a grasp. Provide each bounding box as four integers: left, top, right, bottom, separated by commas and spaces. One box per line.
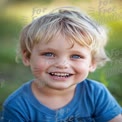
1, 79, 122, 122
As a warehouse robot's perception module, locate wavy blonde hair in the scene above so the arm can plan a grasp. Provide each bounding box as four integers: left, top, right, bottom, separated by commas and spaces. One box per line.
19, 7, 110, 68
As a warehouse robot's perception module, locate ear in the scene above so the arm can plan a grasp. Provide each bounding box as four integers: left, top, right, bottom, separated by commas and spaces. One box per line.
89, 61, 97, 72
22, 50, 30, 66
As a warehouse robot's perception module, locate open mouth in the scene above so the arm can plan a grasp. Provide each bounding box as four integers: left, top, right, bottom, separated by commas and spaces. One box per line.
49, 72, 73, 78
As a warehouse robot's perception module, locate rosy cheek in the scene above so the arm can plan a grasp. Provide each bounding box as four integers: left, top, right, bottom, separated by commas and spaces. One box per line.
31, 64, 45, 77
75, 63, 88, 73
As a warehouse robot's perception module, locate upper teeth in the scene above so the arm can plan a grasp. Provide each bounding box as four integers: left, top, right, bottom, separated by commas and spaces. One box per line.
50, 73, 70, 77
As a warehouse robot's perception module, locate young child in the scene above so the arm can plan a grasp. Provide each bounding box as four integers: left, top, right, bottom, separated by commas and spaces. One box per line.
1, 7, 122, 122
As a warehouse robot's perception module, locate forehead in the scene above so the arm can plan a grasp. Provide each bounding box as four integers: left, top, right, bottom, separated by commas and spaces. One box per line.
40, 32, 90, 48
35, 34, 91, 54
37, 34, 82, 49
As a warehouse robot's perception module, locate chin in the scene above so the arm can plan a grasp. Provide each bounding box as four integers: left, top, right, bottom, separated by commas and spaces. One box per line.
48, 83, 76, 91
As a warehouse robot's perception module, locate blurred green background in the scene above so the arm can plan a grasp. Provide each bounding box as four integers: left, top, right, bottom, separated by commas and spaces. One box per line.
0, 0, 122, 110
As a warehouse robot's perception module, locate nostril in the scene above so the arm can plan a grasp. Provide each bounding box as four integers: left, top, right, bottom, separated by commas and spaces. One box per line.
55, 64, 68, 69
54, 58, 69, 69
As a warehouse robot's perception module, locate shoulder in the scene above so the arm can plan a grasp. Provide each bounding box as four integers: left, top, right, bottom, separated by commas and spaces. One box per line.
78, 79, 111, 105
3, 80, 32, 107
81, 79, 117, 102
80, 79, 122, 121
2, 80, 34, 121
80, 79, 107, 93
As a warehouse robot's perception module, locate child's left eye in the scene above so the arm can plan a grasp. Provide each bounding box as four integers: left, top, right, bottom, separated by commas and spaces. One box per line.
71, 55, 82, 59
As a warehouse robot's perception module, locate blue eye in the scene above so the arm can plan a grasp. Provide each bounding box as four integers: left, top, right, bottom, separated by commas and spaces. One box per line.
71, 55, 82, 59
42, 52, 55, 57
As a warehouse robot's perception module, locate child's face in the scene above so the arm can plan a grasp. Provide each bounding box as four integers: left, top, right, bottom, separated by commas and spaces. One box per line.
23, 34, 96, 90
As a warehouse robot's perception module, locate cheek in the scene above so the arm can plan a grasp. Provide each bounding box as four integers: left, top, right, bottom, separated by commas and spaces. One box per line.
32, 67, 45, 77
74, 62, 89, 73
30, 60, 48, 77
74, 64, 90, 82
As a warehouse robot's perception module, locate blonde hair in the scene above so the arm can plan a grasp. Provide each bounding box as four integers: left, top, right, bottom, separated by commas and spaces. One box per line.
19, 7, 110, 68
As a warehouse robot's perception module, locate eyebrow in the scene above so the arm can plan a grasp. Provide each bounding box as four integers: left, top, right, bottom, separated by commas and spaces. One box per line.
38, 48, 57, 52
70, 50, 82, 53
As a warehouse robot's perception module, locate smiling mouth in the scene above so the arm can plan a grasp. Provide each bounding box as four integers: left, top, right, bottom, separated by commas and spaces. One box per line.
49, 72, 73, 78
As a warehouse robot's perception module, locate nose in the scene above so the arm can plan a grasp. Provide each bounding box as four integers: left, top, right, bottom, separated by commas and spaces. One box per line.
55, 58, 69, 69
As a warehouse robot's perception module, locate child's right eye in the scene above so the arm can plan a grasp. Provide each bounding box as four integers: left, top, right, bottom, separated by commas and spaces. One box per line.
42, 52, 55, 57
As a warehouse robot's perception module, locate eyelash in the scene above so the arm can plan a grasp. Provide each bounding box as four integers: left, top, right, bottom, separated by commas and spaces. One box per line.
71, 54, 84, 59
41, 52, 55, 57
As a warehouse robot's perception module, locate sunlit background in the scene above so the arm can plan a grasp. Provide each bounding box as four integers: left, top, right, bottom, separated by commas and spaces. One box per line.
0, 0, 122, 110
